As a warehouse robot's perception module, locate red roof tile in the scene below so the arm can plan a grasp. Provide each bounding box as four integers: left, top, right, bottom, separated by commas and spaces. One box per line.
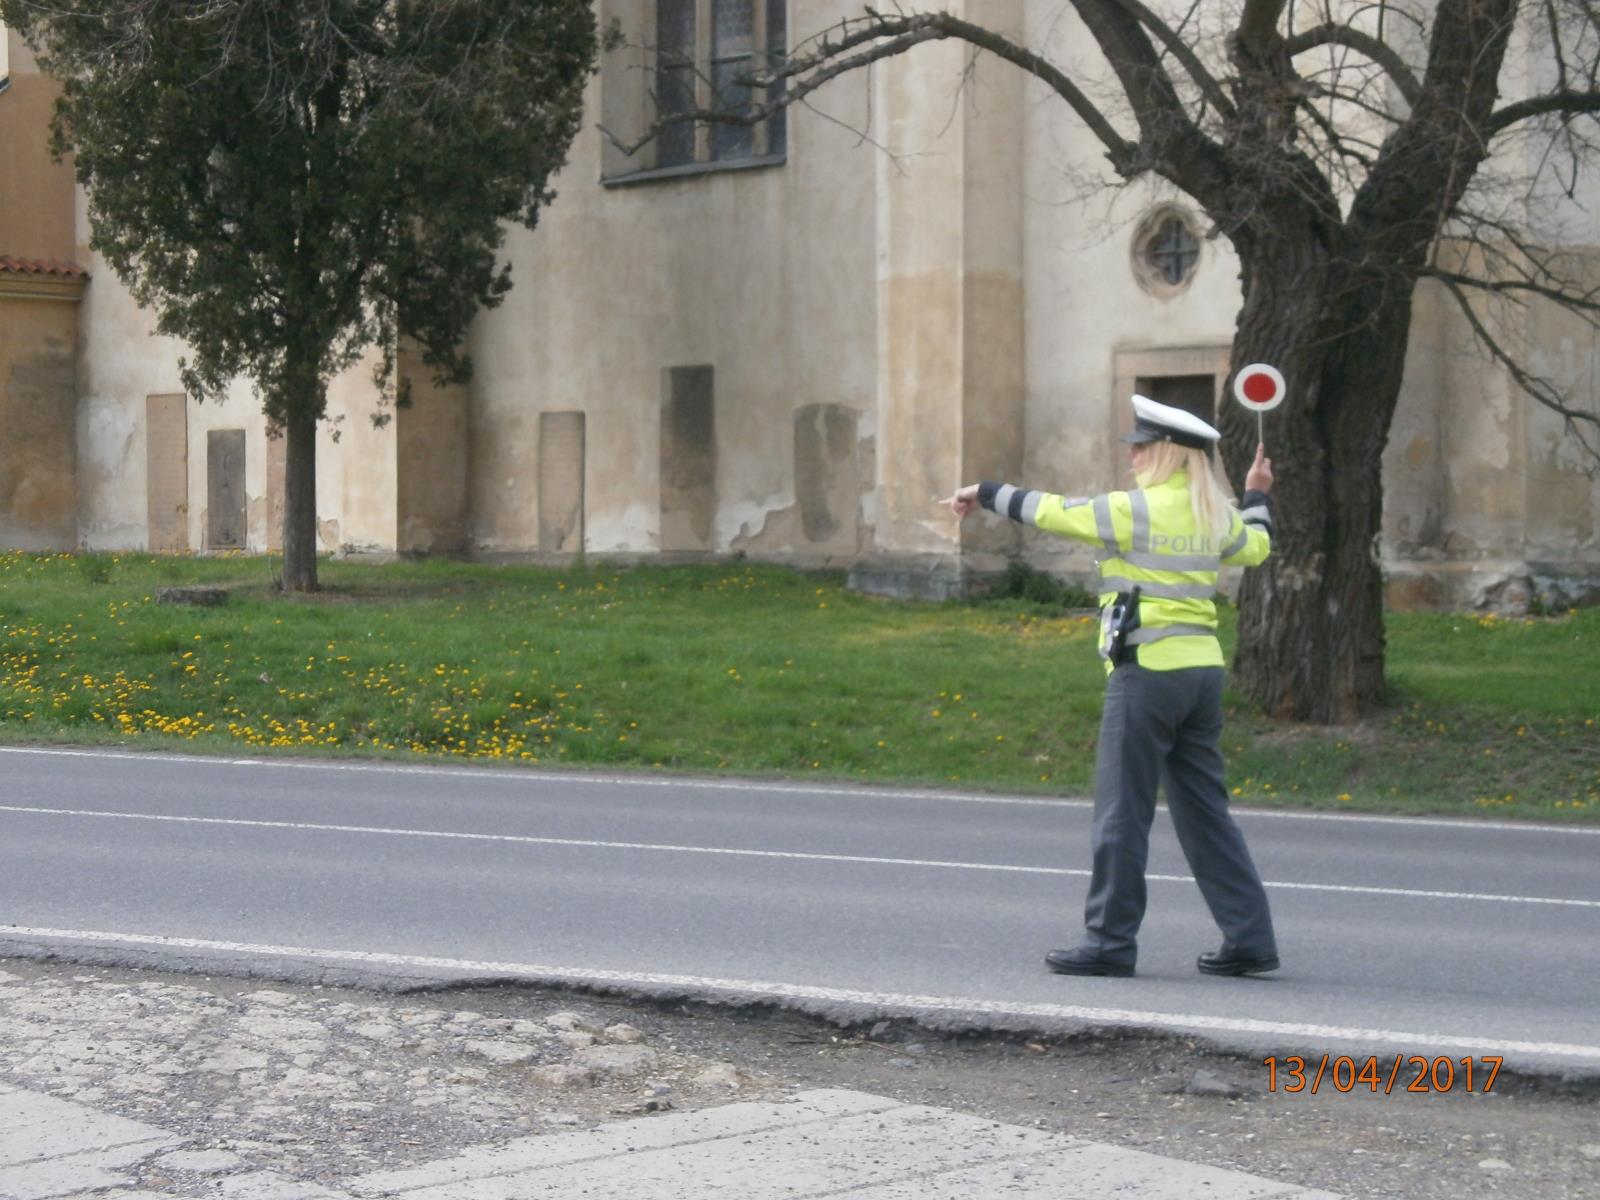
0, 256, 88, 278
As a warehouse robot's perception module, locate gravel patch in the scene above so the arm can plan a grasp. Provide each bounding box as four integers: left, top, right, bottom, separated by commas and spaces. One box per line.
0, 958, 1595, 1199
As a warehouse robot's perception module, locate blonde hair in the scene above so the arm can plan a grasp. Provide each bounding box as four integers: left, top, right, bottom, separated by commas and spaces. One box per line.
1134, 440, 1235, 541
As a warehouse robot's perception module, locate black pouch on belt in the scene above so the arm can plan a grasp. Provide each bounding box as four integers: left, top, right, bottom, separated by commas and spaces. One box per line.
1104, 585, 1142, 666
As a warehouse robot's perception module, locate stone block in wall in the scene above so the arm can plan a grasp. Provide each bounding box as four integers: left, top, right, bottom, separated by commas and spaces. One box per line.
794, 402, 859, 548
538, 411, 585, 553
847, 552, 1000, 602
660, 366, 716, 551
206, 429, 246, 550
265, 431, 285, 552
144, 393, 188, 552
0, 299, 78, 549
1383, 572, 1444, 613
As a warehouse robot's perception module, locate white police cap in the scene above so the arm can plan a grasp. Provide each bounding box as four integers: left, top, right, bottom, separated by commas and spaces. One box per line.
1120, 393, 1221, 451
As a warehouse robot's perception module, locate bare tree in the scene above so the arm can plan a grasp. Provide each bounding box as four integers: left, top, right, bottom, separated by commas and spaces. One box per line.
607, 1, 1600, 722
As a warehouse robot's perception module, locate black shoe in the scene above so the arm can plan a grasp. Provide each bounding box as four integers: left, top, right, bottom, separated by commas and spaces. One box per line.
1045, 947, 1135, 977
1197, 949, 1280, 976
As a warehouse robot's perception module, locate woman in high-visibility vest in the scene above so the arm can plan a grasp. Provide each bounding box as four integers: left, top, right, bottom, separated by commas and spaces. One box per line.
945, 394, 1279, 978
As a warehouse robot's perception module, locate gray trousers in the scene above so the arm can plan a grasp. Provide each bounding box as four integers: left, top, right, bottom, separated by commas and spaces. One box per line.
1080, 664, 1276, 966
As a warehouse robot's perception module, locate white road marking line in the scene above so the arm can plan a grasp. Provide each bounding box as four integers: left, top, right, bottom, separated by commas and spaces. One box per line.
2, 803, 1595, 908
0, 744, 1593, 834
2, 924, 1597, 1063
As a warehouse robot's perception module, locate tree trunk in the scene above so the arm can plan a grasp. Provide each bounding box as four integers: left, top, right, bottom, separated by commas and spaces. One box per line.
281, 403, 319, 593
1224, 244, 1414, 722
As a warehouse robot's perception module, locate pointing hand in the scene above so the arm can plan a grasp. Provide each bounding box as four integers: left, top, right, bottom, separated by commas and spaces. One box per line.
942, 484, 979, 520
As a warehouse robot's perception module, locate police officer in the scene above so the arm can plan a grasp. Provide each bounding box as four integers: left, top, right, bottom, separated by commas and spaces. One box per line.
945, 394, 1279, 977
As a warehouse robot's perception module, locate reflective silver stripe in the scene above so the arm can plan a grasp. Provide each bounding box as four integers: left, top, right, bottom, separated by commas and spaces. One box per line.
993, 484, 1017, 516
1126, 623, 1216, 646
1220, 526, 1250, 558
1120, 549, 1220, 572
1128, 489, 1150, 553
1099, 576, 1216, 600
1240, 504, 1271, 526
1021, 491, 1043, 524
1092, 494, 1119, 552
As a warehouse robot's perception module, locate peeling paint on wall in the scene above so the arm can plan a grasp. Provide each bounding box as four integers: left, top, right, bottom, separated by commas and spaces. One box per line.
77, 394, 139, 525
587, 503, 657, 554
538, 411, 585, 553
794, 403, 859, 545
7, 5, 1597, 604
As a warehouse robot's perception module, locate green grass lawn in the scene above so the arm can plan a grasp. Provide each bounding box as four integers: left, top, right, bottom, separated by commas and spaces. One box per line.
1, 551, 1595, 821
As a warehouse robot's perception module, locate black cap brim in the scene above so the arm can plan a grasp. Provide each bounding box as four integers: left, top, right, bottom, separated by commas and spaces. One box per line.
1119, 428, 1163, 445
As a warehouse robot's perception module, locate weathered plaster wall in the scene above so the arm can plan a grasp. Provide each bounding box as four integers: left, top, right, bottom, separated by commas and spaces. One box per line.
467, 0, 877, 563
849, 0, 1030, 597
1382, 277, 1451, 608
11, 1, 1599, 606
0, 292, 77, 548
0, 32, 75, 263
318, 347, 396, 554
395, 346, 468, 554
872, 35, 970, 569
71, 181, 257, 552
1521, 255, 1600, 604
73, 229, 398, 554
1386, 245, 1600, 609
1018, 0, 1244, 587
1017, 0, 1600, 608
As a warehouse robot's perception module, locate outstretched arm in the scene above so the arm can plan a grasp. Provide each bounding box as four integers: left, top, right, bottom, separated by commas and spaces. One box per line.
943, 481, 1113, 549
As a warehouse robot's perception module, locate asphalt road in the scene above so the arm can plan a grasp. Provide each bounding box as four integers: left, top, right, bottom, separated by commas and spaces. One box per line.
1, 745, 1596, 1077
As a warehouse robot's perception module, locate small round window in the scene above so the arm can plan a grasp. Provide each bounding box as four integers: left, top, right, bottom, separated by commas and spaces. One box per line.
1132, 206, 1202, 296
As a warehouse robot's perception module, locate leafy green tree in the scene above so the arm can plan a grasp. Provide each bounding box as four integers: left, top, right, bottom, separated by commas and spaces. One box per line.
4, 0, 597, 589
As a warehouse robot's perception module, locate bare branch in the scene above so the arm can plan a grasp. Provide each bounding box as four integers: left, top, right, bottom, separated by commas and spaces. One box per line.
1234, 0, 1289, 54
1284, 21, 1423, 107
1347, 0, 1518, 257
601, 12, 1141, 174
1305, 78, 1408, 128
1297, 94, 1376, 171
1071, 0, 1229, 199
1547, 0, 1571, 97
1423, 265, 1600, 319
1486, 88, 1600, 135
1434, 272, 1600, 461
1448, 205, 1600, 289
1109, 0, 1236, 117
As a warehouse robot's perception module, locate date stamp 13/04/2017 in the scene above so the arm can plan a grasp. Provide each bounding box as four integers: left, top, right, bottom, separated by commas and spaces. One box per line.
1263, 1054, 1503, 1095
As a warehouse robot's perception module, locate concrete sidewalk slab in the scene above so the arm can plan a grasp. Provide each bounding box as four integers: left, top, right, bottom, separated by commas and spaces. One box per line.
0, 1081, 1339, 1200
347, 1088, 903, 1195
217, 1170, 357, 1200
0, 1085, 179, 1200
0, 1086, 176, 1166
346, 1089, 1339, 1200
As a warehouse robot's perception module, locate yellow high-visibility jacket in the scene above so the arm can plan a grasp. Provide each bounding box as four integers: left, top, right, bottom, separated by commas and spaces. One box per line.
981, 470, 1274, 672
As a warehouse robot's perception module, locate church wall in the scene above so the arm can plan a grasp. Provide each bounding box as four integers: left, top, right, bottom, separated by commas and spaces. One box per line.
466, 1, 878, 565
5, 4, 1600, 610
1017, 0, 1242, 588
70, 177, 397, 556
